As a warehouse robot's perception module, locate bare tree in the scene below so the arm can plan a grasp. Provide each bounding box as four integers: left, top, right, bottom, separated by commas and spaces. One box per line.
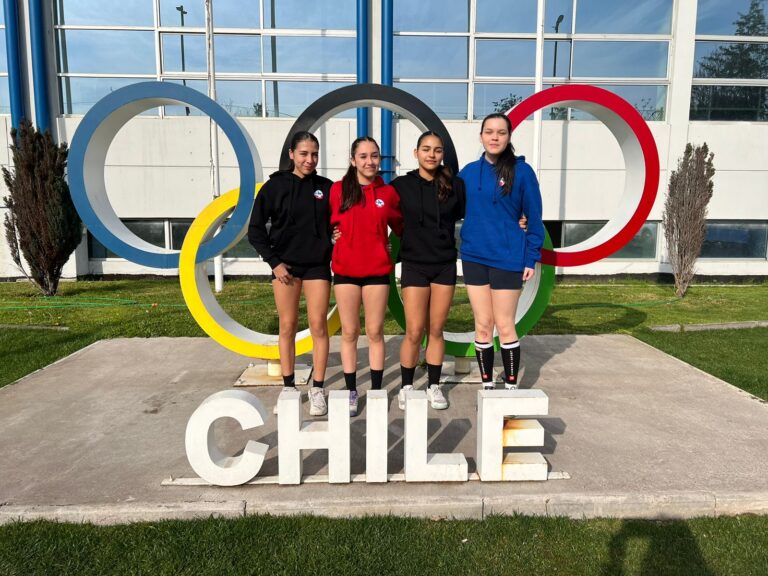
3, 120, 82, 296
662, 143, 715, 297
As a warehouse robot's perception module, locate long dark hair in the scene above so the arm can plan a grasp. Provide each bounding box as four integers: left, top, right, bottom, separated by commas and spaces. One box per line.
341, 136, 379, 212
416, 131, 453, 202
480, 113, 516, 195
286, 131, 319, 172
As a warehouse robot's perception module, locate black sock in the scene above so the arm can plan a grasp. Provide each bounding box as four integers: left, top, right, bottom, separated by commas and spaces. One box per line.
501, 341, 521, 386
400, 365, 416, 389
475, 341, 494, 384
371, 369, 384, 390
427, 363, 442, 386
283, 374, 296, 388
312, 379, 324, 389
344, 371, 357, 391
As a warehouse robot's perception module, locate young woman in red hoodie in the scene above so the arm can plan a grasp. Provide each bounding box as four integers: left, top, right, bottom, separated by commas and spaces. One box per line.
329, 136, 403, 416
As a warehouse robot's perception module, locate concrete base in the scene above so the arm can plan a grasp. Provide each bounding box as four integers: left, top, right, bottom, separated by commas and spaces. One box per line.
1, 335, 767, 524
234, 363, 312, 387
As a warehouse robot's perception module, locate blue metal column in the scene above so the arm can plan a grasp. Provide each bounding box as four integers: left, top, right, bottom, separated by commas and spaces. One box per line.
3, 0, 25, 128
28, 0, 50, 132
356, 0, 369, 137
380, 0, 393, 182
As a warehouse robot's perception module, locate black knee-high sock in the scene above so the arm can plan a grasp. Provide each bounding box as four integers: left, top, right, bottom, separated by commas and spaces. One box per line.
501, 341, 521, 386
283, 374, 296, 388
427, 363, 442, 387
400, 365, 416, 389
474, 341, 494, 383
344, 372, 357, 391
371, 369, 384, 390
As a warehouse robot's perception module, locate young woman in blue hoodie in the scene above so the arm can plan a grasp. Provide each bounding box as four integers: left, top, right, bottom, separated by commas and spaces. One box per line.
458, 113, 545, 389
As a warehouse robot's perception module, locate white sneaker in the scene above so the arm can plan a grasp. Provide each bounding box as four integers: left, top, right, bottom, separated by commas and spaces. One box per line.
427, 384, 448, 410
308, 387, 328, 416
273, 387, 299, 415
398, 385, 414, 410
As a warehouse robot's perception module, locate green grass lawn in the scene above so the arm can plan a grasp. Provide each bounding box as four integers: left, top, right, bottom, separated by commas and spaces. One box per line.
1, 279, 767, 398
1, 514, 767, 576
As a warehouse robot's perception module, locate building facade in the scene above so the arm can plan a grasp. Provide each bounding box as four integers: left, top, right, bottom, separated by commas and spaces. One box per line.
0, 0, 766, 279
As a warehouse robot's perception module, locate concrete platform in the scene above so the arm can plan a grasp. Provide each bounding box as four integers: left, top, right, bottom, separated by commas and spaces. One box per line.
1, 335, 767, 524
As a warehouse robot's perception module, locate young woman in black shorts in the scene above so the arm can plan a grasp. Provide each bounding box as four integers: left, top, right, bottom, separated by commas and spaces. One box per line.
390, 132, 465, 410
247, 131, 333, 416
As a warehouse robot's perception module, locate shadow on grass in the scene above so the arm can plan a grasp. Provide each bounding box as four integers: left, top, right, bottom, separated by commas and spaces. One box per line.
601, 519, 714, 576
537, 302, 648, 335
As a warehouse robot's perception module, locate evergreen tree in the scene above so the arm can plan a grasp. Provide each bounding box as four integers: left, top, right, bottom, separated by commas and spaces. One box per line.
3, 121, 82, 296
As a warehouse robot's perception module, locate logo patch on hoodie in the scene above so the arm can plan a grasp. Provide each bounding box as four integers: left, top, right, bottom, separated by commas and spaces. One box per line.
375, 199, 385, 208
313, 189, 324, 200
499, 178, 505, 187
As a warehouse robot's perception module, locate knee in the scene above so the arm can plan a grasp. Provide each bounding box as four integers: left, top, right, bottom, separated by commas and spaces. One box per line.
404, 326, 424, 345
309, 319, 328, 339
279, 318, 298, 337
428, 325, 444, 341
366, 325, 384, 343
498, 326, 518, 342
474, 321, 494, 342
341, 326, 360, 342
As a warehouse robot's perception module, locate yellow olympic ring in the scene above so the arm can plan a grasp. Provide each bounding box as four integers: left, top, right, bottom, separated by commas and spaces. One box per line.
179, 187, 341, 358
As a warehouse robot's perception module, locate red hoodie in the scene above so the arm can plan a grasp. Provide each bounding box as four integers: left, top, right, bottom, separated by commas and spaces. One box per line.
329, 176, 404, 277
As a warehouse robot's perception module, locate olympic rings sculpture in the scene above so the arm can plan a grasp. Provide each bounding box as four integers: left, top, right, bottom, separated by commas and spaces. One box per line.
69, 81, 659, 359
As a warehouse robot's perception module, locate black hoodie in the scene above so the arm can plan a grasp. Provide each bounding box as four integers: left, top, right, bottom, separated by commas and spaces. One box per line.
391, 170, 466, 265
247, 170, 333, 269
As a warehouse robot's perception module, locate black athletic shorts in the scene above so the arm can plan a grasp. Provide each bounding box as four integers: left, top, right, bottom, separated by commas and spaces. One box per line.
271, 263, 331, 282
462, 260, 523, 290
333, 274, 390, 286
400, 261, 457, 288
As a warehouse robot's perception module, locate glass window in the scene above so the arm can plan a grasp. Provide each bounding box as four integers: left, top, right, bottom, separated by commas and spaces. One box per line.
395, 0, 468, 32
264, 0, 355, 29
170, 220, 193, 250
700, 222, 768, 258
0, 76, 10, 115
473, 83, 534, 119
88, 220, 166, 259
690, 85, 768, 121
162, 33, 208, 73
56, 30, 155, 74
563, 222, 658, 258
55, 0, 154, 26
160, 1, 205, 28
225, 236, 261, 258
60, 77, 155, 115
696, 0, 768, 36
162, 79, 208, 116
476, 0, 537, 33
214, 0, 260, 29
216, 80, 263, 116
0, 31, 6, 74
476, 40, 536, 77
394, 37, 468, 79
576, 0, 673, 34
544, 40, 572, 78
566, 85, 667, 121
265, 81, 354, 118
214, 35, 261, 74
394, 82, 468, 120
694, 41, 768, 80
572, 41, 668, 78
545, 1, 574, 35
263, 36, 355, 74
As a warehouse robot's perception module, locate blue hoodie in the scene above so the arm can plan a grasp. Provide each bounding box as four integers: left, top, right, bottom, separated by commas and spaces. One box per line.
458, 154, 544, 271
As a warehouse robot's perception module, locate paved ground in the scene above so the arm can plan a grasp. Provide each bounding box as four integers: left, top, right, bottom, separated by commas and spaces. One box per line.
1, 335, 766, 524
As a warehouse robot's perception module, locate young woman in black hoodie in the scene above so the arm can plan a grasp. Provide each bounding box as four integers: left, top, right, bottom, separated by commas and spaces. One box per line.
391, 132, 466, 411
247, 131, 333, 417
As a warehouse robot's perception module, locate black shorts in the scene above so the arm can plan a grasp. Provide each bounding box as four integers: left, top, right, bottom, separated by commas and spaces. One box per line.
462, 260, 523, 290
271, 263, 331, 282
333, 274, 390, 287
401, 261, 457, 288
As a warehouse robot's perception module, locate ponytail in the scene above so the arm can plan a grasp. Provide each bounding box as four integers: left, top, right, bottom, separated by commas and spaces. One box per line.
341, 136, 379, 212
480, 113, 516, 196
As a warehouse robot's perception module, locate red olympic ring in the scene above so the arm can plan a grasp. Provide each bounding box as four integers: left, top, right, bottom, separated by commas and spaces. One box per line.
506, 84, 660, 268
